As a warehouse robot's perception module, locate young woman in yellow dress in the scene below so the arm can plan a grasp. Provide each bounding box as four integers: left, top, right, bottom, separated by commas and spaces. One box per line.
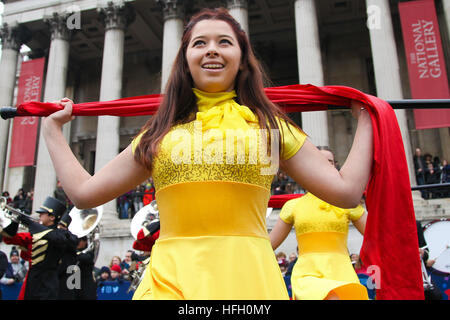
40, 8, 373, 299
270, 146, 368, 300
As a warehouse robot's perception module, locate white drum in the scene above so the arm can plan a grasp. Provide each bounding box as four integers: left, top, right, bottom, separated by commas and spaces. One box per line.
423, 219, 450, 275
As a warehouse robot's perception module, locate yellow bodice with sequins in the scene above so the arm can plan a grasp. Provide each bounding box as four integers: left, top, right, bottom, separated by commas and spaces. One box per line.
131, 89, 306, 300
133, 88, 305, 192
280, 193, 364, 237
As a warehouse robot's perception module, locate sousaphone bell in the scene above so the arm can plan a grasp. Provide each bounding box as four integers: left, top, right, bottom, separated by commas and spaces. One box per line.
130, 200, 159, 240
68, 205, 103, 263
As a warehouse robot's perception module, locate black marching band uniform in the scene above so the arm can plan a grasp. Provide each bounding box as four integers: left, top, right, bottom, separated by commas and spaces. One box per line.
416, 220, 443, 300
57, 211, 97, 300
2, 197, 78, 300
57, 212, 79, 300
74, 235, 98, 300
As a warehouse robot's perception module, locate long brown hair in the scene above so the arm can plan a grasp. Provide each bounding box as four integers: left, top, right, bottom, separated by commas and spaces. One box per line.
134, 8, 299, 172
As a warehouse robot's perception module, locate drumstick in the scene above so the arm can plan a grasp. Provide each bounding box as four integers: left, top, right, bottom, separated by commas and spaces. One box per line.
432, 243, 449, 260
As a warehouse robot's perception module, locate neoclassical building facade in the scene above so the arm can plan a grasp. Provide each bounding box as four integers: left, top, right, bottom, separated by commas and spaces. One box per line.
1, 0, 449, 264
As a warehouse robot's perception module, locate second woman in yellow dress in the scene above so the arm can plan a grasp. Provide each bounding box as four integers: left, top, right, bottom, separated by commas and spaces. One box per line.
270, 146, 369, 300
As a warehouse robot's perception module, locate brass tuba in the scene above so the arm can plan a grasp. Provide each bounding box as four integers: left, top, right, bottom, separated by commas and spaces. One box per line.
68, 205, 103, 264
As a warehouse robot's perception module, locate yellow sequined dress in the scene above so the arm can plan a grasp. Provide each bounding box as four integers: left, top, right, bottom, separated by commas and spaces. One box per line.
280, 193, 369, 300
131, 88, 306, 299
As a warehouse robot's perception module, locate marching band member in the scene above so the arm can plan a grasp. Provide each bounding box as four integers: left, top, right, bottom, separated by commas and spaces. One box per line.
2, 196, 78, 299
125, 218, 160, 295
129, 219, 160, 283
416, 220, 442, 300
74, 235, 97, 300
132, 218, 160, 254
1, 214, 33, 300
57, 212, 78, 300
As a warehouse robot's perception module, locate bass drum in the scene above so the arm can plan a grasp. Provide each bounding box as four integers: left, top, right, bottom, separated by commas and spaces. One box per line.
423, 218, 450, 275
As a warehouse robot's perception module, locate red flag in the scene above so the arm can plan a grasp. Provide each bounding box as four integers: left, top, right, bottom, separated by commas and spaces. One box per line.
9, 57, 46, 167
399, 0, 450, 129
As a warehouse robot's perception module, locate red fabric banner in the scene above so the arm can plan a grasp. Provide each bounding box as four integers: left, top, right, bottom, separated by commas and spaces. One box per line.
13, 83, 424, 299
399, 0, 450, 129
268, 194, 304, 208
9, 57, 45, 167
13, 86, 334, 118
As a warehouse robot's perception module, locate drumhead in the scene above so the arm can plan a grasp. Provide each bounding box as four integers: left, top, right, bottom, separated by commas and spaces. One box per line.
423, 219, 450, 275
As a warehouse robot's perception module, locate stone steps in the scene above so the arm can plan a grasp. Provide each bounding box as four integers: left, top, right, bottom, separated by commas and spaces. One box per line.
412, 191, 450, 221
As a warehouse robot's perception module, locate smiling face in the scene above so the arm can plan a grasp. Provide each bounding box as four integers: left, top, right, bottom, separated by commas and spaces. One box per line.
186, 19, 242, 93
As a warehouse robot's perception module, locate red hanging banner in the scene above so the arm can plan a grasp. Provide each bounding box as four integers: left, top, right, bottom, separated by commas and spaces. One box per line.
399, 0, 450, 129
8, 57, 46, 167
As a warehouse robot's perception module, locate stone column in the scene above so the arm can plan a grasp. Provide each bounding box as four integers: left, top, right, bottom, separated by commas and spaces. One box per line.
294, 0, 328, 146
95, 2, 134, 218
0, 24, 31, 190
366, 0, 416, 185
33, 13, 72, 213
158, 0, 184, 92
227, 0, 249, 35
443, 0, 450, 36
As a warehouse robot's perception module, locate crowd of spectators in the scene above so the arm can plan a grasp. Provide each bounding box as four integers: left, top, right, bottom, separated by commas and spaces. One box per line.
0, 246, 150, 297
271, 171, 305, 196
94, 250, 305, 294
413, 148, 450, 199
117, 178, 155, 219
95, 250, 150, 289
1, 178, 155, 221
0, 247, 28, 289
1, 188, 33, 215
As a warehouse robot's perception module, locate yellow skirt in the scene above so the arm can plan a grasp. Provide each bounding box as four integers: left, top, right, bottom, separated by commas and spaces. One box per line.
291, 232, 369, 300
132, 181, 289, 299
132, 235, 289, 300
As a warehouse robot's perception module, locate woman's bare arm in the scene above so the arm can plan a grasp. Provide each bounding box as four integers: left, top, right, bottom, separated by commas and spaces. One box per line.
352, 211, 367, 235
281, 101, 373, 208
42, 98, 151, 209
269, 218, 293, 250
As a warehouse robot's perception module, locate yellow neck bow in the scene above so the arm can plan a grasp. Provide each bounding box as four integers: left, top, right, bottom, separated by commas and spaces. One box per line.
317, 196, 348, 219
193, 88, 259, 132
